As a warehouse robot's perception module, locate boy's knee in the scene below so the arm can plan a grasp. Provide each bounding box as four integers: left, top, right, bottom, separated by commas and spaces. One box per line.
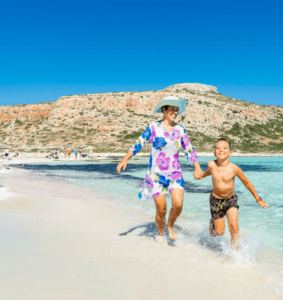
229, 225, 239, 235
216, 229, 225, 236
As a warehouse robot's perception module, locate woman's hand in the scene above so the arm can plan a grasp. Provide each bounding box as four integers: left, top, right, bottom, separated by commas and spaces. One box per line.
117, 151, 134, 174
193, 162, 202, 180
193, 169, 202, 180
117, 158, 128, 174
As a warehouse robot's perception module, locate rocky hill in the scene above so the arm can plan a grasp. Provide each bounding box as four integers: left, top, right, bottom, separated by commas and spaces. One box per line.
1, 83, 283, 153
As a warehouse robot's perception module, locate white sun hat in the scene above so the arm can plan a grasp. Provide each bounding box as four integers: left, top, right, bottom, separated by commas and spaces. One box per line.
153, 96, 187, 115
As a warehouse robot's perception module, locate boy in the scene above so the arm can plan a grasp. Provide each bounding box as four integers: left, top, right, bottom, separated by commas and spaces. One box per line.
196, 138, 269, 250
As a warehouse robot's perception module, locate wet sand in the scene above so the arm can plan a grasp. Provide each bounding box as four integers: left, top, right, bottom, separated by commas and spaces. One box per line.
0, 167, 281, 300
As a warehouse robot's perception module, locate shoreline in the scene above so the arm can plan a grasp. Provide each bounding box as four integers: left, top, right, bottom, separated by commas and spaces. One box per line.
1, 151, 283, 166
0, 165, 282, 299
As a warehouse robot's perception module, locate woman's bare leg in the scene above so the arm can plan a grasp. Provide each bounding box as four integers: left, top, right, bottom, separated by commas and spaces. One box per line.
154, 195, 167, 236
167, 188, 184, 240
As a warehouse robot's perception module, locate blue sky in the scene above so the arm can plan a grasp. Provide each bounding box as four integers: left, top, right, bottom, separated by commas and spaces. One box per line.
0, 0, 282, 106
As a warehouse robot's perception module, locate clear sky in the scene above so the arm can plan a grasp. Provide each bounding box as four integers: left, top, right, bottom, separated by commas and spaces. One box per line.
0, 0, 282, 107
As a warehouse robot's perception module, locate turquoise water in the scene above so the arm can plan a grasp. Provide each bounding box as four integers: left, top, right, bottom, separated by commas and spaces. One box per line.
12, 157, 283, 295
15, 157, 283, 252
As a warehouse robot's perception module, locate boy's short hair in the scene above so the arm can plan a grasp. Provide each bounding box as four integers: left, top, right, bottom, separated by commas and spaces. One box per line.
216, 138, 231, 150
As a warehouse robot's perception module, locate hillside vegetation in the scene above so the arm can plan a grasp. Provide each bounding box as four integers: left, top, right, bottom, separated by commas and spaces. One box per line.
0, 83, 283, 153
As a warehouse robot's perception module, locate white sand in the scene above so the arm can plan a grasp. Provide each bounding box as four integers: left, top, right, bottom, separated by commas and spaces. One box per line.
0, 166, 281, 300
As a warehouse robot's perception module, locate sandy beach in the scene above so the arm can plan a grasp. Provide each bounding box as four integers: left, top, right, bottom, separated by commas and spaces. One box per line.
0, 161, 281, 300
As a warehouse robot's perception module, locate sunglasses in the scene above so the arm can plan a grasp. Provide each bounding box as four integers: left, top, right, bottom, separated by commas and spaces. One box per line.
168, 108, 179, 113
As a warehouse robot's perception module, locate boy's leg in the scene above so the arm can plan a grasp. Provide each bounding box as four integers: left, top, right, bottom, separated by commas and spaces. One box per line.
226, 207, 239, 250
168, 188, 184, 240
210, 217, 225, 237
154, 195, 167, 236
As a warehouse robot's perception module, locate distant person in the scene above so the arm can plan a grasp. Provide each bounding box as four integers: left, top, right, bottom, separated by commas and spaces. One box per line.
79, 150, 83, 158
63, 148, 67, 159
67, 149, 71, 159
5, 148, 9, 159
196, 138, 269, 250
55, 149, 59, 159
74, 147, 78, 159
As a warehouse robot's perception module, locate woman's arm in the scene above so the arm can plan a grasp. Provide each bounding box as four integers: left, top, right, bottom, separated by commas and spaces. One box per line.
117, 150, 134, 174
180, 126, 201, 178
193, 162, 202, 179
117, 125, 152, 174
129, 125, 152, 155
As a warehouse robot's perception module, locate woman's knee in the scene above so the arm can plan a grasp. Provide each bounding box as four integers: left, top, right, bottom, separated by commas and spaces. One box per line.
172, 202, 183, 214
156, 207, 166, 217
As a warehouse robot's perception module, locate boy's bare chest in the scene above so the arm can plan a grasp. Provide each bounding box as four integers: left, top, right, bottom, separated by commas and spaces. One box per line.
211, 167, 235, 182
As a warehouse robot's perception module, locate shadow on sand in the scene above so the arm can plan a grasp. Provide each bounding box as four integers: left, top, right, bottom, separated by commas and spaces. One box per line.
119, 221, 224, 252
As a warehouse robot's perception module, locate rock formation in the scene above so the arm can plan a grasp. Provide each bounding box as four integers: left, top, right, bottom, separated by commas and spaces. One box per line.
0, 83, 283, 153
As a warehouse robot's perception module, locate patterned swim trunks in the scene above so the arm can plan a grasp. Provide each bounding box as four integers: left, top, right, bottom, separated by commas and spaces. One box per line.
210, 194, 239, 219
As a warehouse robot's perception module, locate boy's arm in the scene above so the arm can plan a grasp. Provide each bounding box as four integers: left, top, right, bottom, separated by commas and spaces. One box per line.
235, 166, 269, 209
195, 162, 212, 180
201, 168, 212, 179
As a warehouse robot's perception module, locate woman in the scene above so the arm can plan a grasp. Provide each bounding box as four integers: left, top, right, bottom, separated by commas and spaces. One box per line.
117, 96, 202, 240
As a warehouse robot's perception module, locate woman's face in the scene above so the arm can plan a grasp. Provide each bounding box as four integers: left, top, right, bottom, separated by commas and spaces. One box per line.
163, 105, 179, 122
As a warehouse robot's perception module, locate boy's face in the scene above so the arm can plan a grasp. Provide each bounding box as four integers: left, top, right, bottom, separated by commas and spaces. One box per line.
214, 140, 232, 160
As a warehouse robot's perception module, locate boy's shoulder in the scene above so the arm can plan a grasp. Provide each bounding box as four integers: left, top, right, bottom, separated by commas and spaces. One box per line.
208, 160, 239, 170
229, 161, 242, 173
224, 161, 241, 173
207, 160, 217, 167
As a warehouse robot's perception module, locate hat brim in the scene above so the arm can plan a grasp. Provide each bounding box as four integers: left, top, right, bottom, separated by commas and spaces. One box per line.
153, 98, 187, 115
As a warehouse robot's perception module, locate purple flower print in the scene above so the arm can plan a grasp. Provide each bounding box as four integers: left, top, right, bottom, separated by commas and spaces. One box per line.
171, 171, 183, 181
152, 192, 160, 198
181, 134, 190, 149
172, 153, 180, 170
151, 125, 157, 143
156, 152, 171, 171
142, 174, 154, 189
164, 131, 170, 139
189, 150, 198, 163
170, 128, 180, 141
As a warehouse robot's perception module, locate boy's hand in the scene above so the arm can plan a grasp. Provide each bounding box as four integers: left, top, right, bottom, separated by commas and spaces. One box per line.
256, 197, 269, 209
193, 169, 202, 180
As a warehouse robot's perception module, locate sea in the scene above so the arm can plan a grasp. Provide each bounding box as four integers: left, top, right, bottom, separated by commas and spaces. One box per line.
11, 157, 283, 296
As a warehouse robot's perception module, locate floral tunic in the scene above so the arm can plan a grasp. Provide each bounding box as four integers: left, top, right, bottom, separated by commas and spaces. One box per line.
129, 121, 198, 200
